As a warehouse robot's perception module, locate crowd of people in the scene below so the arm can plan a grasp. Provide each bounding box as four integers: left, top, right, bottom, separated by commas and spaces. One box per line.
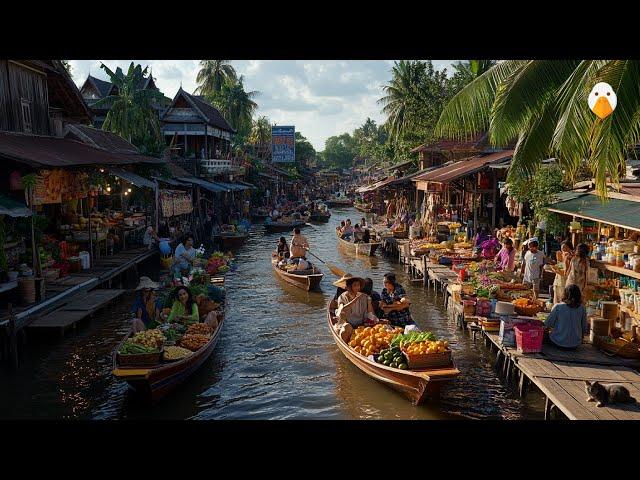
336, 218, 372, 243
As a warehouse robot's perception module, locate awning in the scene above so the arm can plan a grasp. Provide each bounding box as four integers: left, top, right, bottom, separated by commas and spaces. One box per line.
238, 181, 256, 189
412, 150, 513, 184
154, 176, 192, 187
0, 131, 164, 167
108, 168, 156, 189
177, 177, 229, 193
0, 195, 32, 217
258, 172, 278, 180
216, 181, 248, 192
547, 191, 640, 232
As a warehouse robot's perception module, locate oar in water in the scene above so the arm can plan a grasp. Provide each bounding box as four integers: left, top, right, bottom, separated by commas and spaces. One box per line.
305, 250, 345, 277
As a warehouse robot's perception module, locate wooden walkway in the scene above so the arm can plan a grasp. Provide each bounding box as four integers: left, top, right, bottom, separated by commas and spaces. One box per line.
28, 289, 125, 335
481, 330, 640, 420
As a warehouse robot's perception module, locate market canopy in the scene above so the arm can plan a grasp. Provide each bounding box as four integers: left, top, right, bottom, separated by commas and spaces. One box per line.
547, 191, 640, 232
216, 181, 248, 192
0, 195, 32, 217
107, 168, 156, 189
177, 176, 229, 193
154, 176, 191, 187
412, 150, 513, 184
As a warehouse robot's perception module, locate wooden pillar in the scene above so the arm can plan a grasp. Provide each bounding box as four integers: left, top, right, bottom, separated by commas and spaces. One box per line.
473, 188, 478, 234
154, 179, 160, 232
491, 169, 497, 229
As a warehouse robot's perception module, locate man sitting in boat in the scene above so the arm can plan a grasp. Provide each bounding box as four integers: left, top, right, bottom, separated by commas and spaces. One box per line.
290, 227, 309, 259
270, 207, 281, 221
132, 276, 162, 332
342, 219, 354, 240
361, 217, 367, 228
276, 236, 290, 259
336, 221, 346, 237
334, 274, 379, 329
361, 228, 371, 244
380, 273, 415, 328
353, 224, 364, 242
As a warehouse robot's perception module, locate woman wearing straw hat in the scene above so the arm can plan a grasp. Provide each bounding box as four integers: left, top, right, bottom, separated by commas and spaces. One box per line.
132, 276, 161, 332
334, 274, 379, 329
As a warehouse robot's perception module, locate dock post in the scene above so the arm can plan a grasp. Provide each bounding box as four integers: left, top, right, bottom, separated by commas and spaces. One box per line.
422, 256, 427, 288
7, 303, 18, 370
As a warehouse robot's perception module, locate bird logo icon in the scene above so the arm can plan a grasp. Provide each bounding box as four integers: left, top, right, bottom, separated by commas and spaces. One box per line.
588, 82, 617, 119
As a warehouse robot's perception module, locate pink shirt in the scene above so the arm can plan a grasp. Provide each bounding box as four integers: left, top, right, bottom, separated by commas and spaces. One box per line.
496, 246, 516, 271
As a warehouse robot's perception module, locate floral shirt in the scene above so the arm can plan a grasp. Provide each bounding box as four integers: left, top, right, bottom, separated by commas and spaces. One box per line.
381, 284, 414, 327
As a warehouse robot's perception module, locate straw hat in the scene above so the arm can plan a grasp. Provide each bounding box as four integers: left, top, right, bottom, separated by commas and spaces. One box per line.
332, 273, 365, 290
523, 236, 539, 246
136, 276, 160, 290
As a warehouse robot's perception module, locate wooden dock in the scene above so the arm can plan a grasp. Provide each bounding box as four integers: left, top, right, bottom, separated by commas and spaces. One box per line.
481, 330, 640, 420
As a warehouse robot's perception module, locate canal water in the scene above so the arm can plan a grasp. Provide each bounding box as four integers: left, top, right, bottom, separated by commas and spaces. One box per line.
0, 208, 546, 419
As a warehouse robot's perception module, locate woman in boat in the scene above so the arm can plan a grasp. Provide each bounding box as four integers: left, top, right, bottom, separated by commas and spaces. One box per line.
362, 277, 384, 319
276, 236, 290, 259
164, 286, 199, 325
334, 274, 378, 328
337, 220, 346, 237
131, 276, 162, 332
342, 219, 354, 241
380, 273, 415, 328
544, 284, 589, 349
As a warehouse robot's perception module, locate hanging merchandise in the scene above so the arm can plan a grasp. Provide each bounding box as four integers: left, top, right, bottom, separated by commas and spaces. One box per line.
160, 190, 193, 217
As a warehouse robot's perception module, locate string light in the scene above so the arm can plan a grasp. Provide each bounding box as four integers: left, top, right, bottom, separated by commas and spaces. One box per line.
124, 191, 129, 196
127, 188, 132, 193
106, 186, 111, 192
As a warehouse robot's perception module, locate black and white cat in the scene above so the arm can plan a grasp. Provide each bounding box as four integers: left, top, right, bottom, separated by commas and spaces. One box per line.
585, 380, 636, 407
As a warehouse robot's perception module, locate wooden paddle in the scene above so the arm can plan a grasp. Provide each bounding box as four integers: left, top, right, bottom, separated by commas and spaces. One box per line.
305, 250, 345, 277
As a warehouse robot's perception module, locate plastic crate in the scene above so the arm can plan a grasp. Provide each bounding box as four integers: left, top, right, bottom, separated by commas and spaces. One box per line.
514, 323, 544, 353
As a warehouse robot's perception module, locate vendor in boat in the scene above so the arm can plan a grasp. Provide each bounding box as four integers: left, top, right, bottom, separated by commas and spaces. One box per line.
131, 276, 162, 332
380, 273, 415, 327
270, 206, 281, 221
360, 217, 367, 228
342, 219, 354, 240
353, 224, 364, 242
164, 286, 199, 325
290, 227, 309, 258
362, 277, 384, 319
337, 220, 346, 236
544, 284, 589, 349
361, 228, 371, 244
173, 234, 196, 278
276, 236, 290, 259
334, 274, 379, 328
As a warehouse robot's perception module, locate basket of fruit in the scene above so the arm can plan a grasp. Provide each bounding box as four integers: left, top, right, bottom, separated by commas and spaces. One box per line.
117, 341, 162, 366
163, 346, 193, 362
512, 298, 542, 316
186, 323, 213, 336
179, 333, 211, 352
375, 345, 409, 370
391, 331, 452, 369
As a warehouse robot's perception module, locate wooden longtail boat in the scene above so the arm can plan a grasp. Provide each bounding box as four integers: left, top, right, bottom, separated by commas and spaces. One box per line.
271, 255, 323, 291
325, 197, 353, 208
263, 215, 309, 233
309, 211, 331, 223
220, 232, 249, 249
252, 212, 269, 222
112, 290, 226, 403
354, 202, 373, 213
327, 300, 460, 404
336, 230, 380, 256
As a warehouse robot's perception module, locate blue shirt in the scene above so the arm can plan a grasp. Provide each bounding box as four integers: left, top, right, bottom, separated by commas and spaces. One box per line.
131, 294, 162, 327
381, 284, 414, 327
174, 243, 195, 270
544, 303, 589, 348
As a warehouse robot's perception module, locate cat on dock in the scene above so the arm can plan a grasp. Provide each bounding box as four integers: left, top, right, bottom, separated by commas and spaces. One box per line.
585, 381, 636, 407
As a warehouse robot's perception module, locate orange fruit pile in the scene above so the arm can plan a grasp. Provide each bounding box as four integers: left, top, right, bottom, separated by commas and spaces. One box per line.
348, 324, 404, 357
404, 340, 449, 356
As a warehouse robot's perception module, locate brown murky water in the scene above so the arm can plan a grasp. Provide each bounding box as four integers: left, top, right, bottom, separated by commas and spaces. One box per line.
0, 208, 546, 419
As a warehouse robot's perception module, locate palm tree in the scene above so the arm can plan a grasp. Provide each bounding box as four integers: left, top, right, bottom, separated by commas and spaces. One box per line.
195, 60, 237, 97
250, 116, 271, 160
434, 60, 640, 196
93, 62, 165, 154
216, 75, 259, 137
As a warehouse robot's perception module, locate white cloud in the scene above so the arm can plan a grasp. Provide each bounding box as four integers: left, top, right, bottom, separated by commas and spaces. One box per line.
69, 59, 457, 150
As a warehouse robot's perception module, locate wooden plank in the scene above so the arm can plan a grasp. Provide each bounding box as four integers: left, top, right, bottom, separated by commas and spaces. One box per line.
555, 379, 620, 420
28, 310, 90, 329
59, 289, 125, 312
533, 378, 598, 420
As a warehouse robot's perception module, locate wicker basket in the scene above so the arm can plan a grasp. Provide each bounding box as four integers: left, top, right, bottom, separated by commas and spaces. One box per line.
513, 303, 542, 317
593, 335, 640, 359
117, 348, 163, 366
401, 347, 452, 369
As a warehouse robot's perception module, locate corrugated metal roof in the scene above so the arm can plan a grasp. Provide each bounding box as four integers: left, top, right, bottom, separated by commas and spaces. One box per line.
154, 176, 191, 187
412, 150, 513, 183
65, 125, 139, 154
107, 168, 156, 189
215, 181, 248, 192
547, 192, 640, 232
0, 132, 164, 167
177, 176, 229, 193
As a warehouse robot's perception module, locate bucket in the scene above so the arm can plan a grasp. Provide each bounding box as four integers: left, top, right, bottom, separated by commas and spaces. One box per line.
160, 255, 173, 270
18, 276, 36, 305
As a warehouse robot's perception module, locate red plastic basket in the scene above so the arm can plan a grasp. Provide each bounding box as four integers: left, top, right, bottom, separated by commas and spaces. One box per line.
514, 323, 544, 353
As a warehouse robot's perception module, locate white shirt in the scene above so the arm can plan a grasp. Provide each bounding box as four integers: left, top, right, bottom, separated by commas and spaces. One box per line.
523, 250, 545, 283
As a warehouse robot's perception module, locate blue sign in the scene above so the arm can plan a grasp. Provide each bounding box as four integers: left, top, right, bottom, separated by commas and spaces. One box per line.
271, 125, 295, 163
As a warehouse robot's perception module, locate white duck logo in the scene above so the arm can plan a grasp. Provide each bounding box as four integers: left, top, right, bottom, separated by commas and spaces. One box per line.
588, 82, 617, 119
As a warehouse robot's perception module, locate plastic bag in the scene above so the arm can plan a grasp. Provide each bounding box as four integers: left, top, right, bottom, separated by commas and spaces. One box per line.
404, 324, 420, 335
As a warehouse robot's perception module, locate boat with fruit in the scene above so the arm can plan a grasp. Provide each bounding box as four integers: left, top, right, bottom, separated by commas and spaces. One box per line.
325, 197, 353, 208
336, 230, 380, 256
252, 208, 270, 222
112, 284, 226, 403
219, 231, 249, 249
327, 300, 459, 404
264, 215, 309, 233
271, 255, 323, 291
309, 210, 331, 223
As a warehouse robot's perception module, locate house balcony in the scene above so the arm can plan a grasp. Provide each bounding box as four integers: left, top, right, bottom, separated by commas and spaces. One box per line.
200, 158, 245, 176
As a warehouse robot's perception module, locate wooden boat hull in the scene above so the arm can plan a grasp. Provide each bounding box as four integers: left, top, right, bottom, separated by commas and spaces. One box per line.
272, 257, 323, 291
327, 301, 459, 404
354, 203, 373, 213
336, 232, 380, 256
220, 233, 249, 249
309, 212, 331, 223
113, 306, 226, 403
325, 199, 353, 208
252, 213, 269, 221
264, 221, 305, 233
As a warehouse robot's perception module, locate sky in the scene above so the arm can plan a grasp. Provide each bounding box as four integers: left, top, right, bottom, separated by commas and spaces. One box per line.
69, 60, 456, 151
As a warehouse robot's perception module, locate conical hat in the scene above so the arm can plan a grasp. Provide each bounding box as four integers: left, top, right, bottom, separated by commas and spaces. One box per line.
136, 276, 160, 290
332, 273, 365, 290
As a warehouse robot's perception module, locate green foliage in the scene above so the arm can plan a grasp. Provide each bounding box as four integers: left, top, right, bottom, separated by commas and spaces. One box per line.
508, 164, 569, 230
295, 131, 316, 165
207, 75, 258, 139
195, 60, 237, 96
322, 133, 357, 168
95, 62, 165, 155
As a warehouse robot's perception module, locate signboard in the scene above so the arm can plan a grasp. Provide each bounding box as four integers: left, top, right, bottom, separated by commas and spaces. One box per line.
271, 125, 295, 163
160, 190, 193, 218
33, 169, 89, 205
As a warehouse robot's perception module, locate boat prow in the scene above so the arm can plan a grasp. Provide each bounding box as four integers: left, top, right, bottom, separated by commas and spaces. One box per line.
271, 256, 323, 291
336, 231, 380, 256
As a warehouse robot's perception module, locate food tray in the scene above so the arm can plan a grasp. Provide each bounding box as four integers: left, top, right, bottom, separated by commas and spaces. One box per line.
117, 348, 163, 366
401, 347, 452, 369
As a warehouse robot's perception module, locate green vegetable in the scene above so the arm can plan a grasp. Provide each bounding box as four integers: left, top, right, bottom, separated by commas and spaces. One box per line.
390, 331, 437, 347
